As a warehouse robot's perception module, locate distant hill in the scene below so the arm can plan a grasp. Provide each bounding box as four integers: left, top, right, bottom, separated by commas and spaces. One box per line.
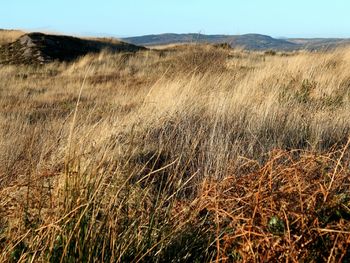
0, 32, 146, 64
288, 38, 350, 51
123, 33, 350, 51
227, 34, 299, 50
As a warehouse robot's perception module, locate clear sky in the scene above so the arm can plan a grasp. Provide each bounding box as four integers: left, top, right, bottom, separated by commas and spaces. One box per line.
1, 0, 349, 38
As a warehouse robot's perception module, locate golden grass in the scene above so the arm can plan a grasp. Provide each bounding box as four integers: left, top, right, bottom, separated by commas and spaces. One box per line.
1, 44, 350, 261
0, 30, 25, 46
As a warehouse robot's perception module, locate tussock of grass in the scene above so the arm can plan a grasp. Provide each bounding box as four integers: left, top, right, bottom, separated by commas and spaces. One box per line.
1, 42, 350, 261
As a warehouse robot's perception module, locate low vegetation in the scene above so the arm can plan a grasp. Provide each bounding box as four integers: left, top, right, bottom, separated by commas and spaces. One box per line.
0, 29, 24, 46
1, 39, 350, 261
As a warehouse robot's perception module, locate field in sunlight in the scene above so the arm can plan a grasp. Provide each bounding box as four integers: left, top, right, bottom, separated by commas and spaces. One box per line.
1, 42, 350, 261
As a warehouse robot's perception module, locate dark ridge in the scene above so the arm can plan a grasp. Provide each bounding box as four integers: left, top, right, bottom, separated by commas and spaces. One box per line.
0, 32, 146, 65
123, 33, 300, 51
229, 34, 299, 50
123, 33, 350, 51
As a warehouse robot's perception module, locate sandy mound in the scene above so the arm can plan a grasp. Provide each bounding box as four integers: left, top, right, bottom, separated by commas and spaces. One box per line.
0, 32, 146, 64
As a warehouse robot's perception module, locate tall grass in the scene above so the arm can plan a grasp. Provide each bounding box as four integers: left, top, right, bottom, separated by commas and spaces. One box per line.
1, 44, 350, 261
0, 30, 24, 46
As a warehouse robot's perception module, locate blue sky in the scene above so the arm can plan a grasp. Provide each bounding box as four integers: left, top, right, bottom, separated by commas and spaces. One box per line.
1, 0, 349, 38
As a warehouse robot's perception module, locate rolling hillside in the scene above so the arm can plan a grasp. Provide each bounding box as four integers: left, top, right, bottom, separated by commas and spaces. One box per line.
123, 33, 350, 51
0, 32, 146, 64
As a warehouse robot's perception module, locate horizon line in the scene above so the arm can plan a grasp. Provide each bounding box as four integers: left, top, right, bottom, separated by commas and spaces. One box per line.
2, 27, 350, 40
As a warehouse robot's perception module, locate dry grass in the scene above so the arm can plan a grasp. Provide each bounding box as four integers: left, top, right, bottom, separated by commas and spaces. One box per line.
0, 30, 25, 46
1, 43, 350, 262
191, 149, 350, 262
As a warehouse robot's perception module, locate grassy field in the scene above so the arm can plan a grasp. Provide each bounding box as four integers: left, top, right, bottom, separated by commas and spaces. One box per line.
0, 30, 24, 46
1, 43, 350, 262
